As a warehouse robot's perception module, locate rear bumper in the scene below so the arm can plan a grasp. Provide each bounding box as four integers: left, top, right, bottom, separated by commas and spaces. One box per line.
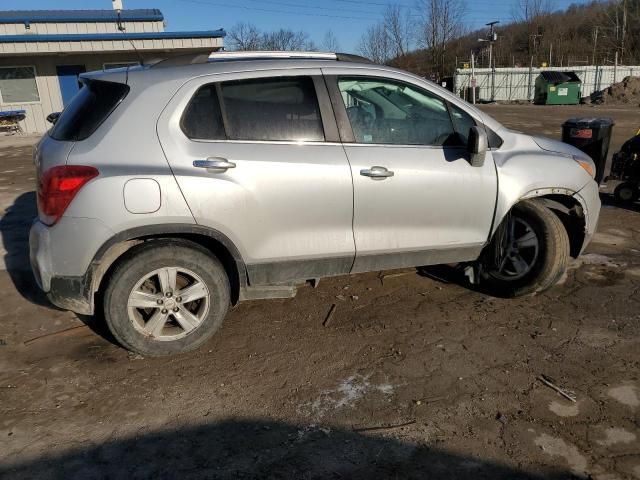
48, 275, 94, 315
29, 217, 110, 315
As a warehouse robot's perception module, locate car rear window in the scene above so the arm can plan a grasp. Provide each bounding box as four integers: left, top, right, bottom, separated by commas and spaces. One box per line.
49, 79, 129, 141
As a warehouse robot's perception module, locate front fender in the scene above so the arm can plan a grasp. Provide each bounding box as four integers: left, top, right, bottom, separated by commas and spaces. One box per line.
491, 135, 594, 237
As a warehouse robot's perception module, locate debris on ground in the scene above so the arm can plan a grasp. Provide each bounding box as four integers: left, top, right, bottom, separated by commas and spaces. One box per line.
589, 76, 640, 106
352, 420, 416, 433
379, 271, 415, 284
323, 304, 337, 327
537, 375, 577, 402
23, 324, 88, 346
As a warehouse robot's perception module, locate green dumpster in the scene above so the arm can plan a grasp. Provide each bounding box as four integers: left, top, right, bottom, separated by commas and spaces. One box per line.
534, 71, 581, 105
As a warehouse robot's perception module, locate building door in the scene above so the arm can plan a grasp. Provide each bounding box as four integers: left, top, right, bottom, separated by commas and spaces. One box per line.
56, 65, 86, 107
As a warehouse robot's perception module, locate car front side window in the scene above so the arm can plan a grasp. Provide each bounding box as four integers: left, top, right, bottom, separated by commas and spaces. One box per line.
338, 77, 459, 147
448, 102, 476, 146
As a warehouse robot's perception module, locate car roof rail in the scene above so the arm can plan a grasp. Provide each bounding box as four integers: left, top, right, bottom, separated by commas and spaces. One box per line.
335, 53, 374, 63
150, 50, 374, 68
148, 52, 213, 68
208, 51, 338, 61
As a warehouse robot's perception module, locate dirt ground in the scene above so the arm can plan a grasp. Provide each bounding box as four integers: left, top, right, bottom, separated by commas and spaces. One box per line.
1, 105, 639, 479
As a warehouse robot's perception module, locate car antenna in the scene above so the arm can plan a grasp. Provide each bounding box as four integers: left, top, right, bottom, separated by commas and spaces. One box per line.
112, 0, 145, 68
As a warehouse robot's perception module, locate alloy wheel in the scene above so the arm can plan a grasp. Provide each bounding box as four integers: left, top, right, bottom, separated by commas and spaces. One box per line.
127, 267, 210, 341
492, 216, 540, 281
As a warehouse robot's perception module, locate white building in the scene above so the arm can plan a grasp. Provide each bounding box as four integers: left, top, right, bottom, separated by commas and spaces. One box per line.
0, 9, 225, 133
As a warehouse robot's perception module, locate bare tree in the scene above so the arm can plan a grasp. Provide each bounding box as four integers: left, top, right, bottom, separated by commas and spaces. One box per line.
261, 29, 315, 51
228, 22, 262, 51
512, 0, 551, 23
416, 0, 467, 76
384, 5, 413, 58
358, 23, 392, 63
321, 30, 340, 52
598, 0, 639, 62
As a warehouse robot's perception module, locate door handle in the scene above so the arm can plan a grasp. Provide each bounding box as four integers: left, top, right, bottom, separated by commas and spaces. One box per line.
360, 166, 394, 179
193, 158, 236, 171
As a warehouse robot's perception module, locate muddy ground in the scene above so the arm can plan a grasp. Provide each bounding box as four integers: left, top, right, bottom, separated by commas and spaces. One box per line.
0, 105, 639, 479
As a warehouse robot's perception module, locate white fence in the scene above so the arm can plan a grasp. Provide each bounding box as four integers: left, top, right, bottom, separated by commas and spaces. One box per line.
454, 65, 640, 102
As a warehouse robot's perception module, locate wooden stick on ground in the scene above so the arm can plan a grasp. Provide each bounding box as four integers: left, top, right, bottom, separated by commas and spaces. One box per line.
323, 304, 337, 327
353, 420, 416, 433
537, 375, 577, 403
23, 325, 88, 346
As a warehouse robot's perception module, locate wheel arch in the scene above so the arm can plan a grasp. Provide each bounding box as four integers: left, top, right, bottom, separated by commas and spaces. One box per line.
90, 224, 249, 308
491, 192, 586, 259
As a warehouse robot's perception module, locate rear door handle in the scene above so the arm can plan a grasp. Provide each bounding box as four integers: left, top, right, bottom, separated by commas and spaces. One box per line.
193, 158, 236, 171
360, 166, 394, 179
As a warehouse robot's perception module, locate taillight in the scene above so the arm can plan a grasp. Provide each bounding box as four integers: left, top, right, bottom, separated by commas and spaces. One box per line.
37, 165, 99, 226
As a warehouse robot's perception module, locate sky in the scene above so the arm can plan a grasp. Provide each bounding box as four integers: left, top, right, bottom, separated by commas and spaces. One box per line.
15, 0, 593, 52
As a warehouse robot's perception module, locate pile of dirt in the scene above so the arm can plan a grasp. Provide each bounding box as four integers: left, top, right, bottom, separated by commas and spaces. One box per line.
590, 76, 640, 106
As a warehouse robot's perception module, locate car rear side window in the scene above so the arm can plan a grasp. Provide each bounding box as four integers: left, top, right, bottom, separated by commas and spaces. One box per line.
181, 84, 226, 140
50, 79, 129, 141
220, 76, 324, 142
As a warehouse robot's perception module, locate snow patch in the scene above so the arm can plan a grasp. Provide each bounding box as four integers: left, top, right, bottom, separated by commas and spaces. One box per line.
607, 384, 640, 408
596, 427, 637, 446
300, 374, 395, 419
534, 433, 588, 477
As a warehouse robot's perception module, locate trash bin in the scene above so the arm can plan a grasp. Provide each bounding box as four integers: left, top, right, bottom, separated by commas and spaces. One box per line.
464, 86, 480, 102
562, 117, 615, 184
535, 71, 582, 105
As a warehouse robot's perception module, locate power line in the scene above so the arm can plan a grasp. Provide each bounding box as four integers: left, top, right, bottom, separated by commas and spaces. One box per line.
178, 0, 382, 20
233, 0, 385, 15
331, 0, 413, 7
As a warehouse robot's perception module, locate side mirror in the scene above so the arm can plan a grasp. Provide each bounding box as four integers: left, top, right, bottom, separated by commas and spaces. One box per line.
46, 112, 61, 125
467, 126, 488, 167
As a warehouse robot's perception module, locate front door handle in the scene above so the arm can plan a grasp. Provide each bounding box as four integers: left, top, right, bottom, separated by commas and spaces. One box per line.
360, 166, 394, 179
193, 158, 236, 171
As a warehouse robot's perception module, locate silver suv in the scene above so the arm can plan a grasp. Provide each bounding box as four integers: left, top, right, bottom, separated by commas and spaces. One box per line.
30, 52, 600, 356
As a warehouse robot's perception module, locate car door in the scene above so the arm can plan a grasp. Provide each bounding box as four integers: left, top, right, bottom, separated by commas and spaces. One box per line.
323, 70, 498, 273
157, 69, 355, 285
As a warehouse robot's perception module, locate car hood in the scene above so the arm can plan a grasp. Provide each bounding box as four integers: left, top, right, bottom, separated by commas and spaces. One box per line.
531, 135, 590, 159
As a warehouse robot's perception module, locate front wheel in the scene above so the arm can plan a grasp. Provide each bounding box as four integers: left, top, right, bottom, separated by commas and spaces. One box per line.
103, 240, 230, 357
482, 200, 569, 297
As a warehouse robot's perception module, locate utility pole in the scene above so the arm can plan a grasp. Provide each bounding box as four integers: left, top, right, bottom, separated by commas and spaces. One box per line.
479, 21, 499, 101
529, 32, 542, 64
621, 0, 627, 62
486, 21, 499, 70
471, 52, 476, 104
592, 25, 599, 65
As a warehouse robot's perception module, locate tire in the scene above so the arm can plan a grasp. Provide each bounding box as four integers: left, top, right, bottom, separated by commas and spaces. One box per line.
103, 240, 230, 357
483, 200, 569, 297
614, 182, 638, 205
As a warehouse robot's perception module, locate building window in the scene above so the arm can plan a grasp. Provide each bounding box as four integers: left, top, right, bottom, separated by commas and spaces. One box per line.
103, 62, 140, 70
0, 66, 40, 103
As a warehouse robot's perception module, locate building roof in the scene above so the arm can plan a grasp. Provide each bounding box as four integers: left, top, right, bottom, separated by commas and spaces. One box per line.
0, 30, 226, 43
0, 9, 164, 24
